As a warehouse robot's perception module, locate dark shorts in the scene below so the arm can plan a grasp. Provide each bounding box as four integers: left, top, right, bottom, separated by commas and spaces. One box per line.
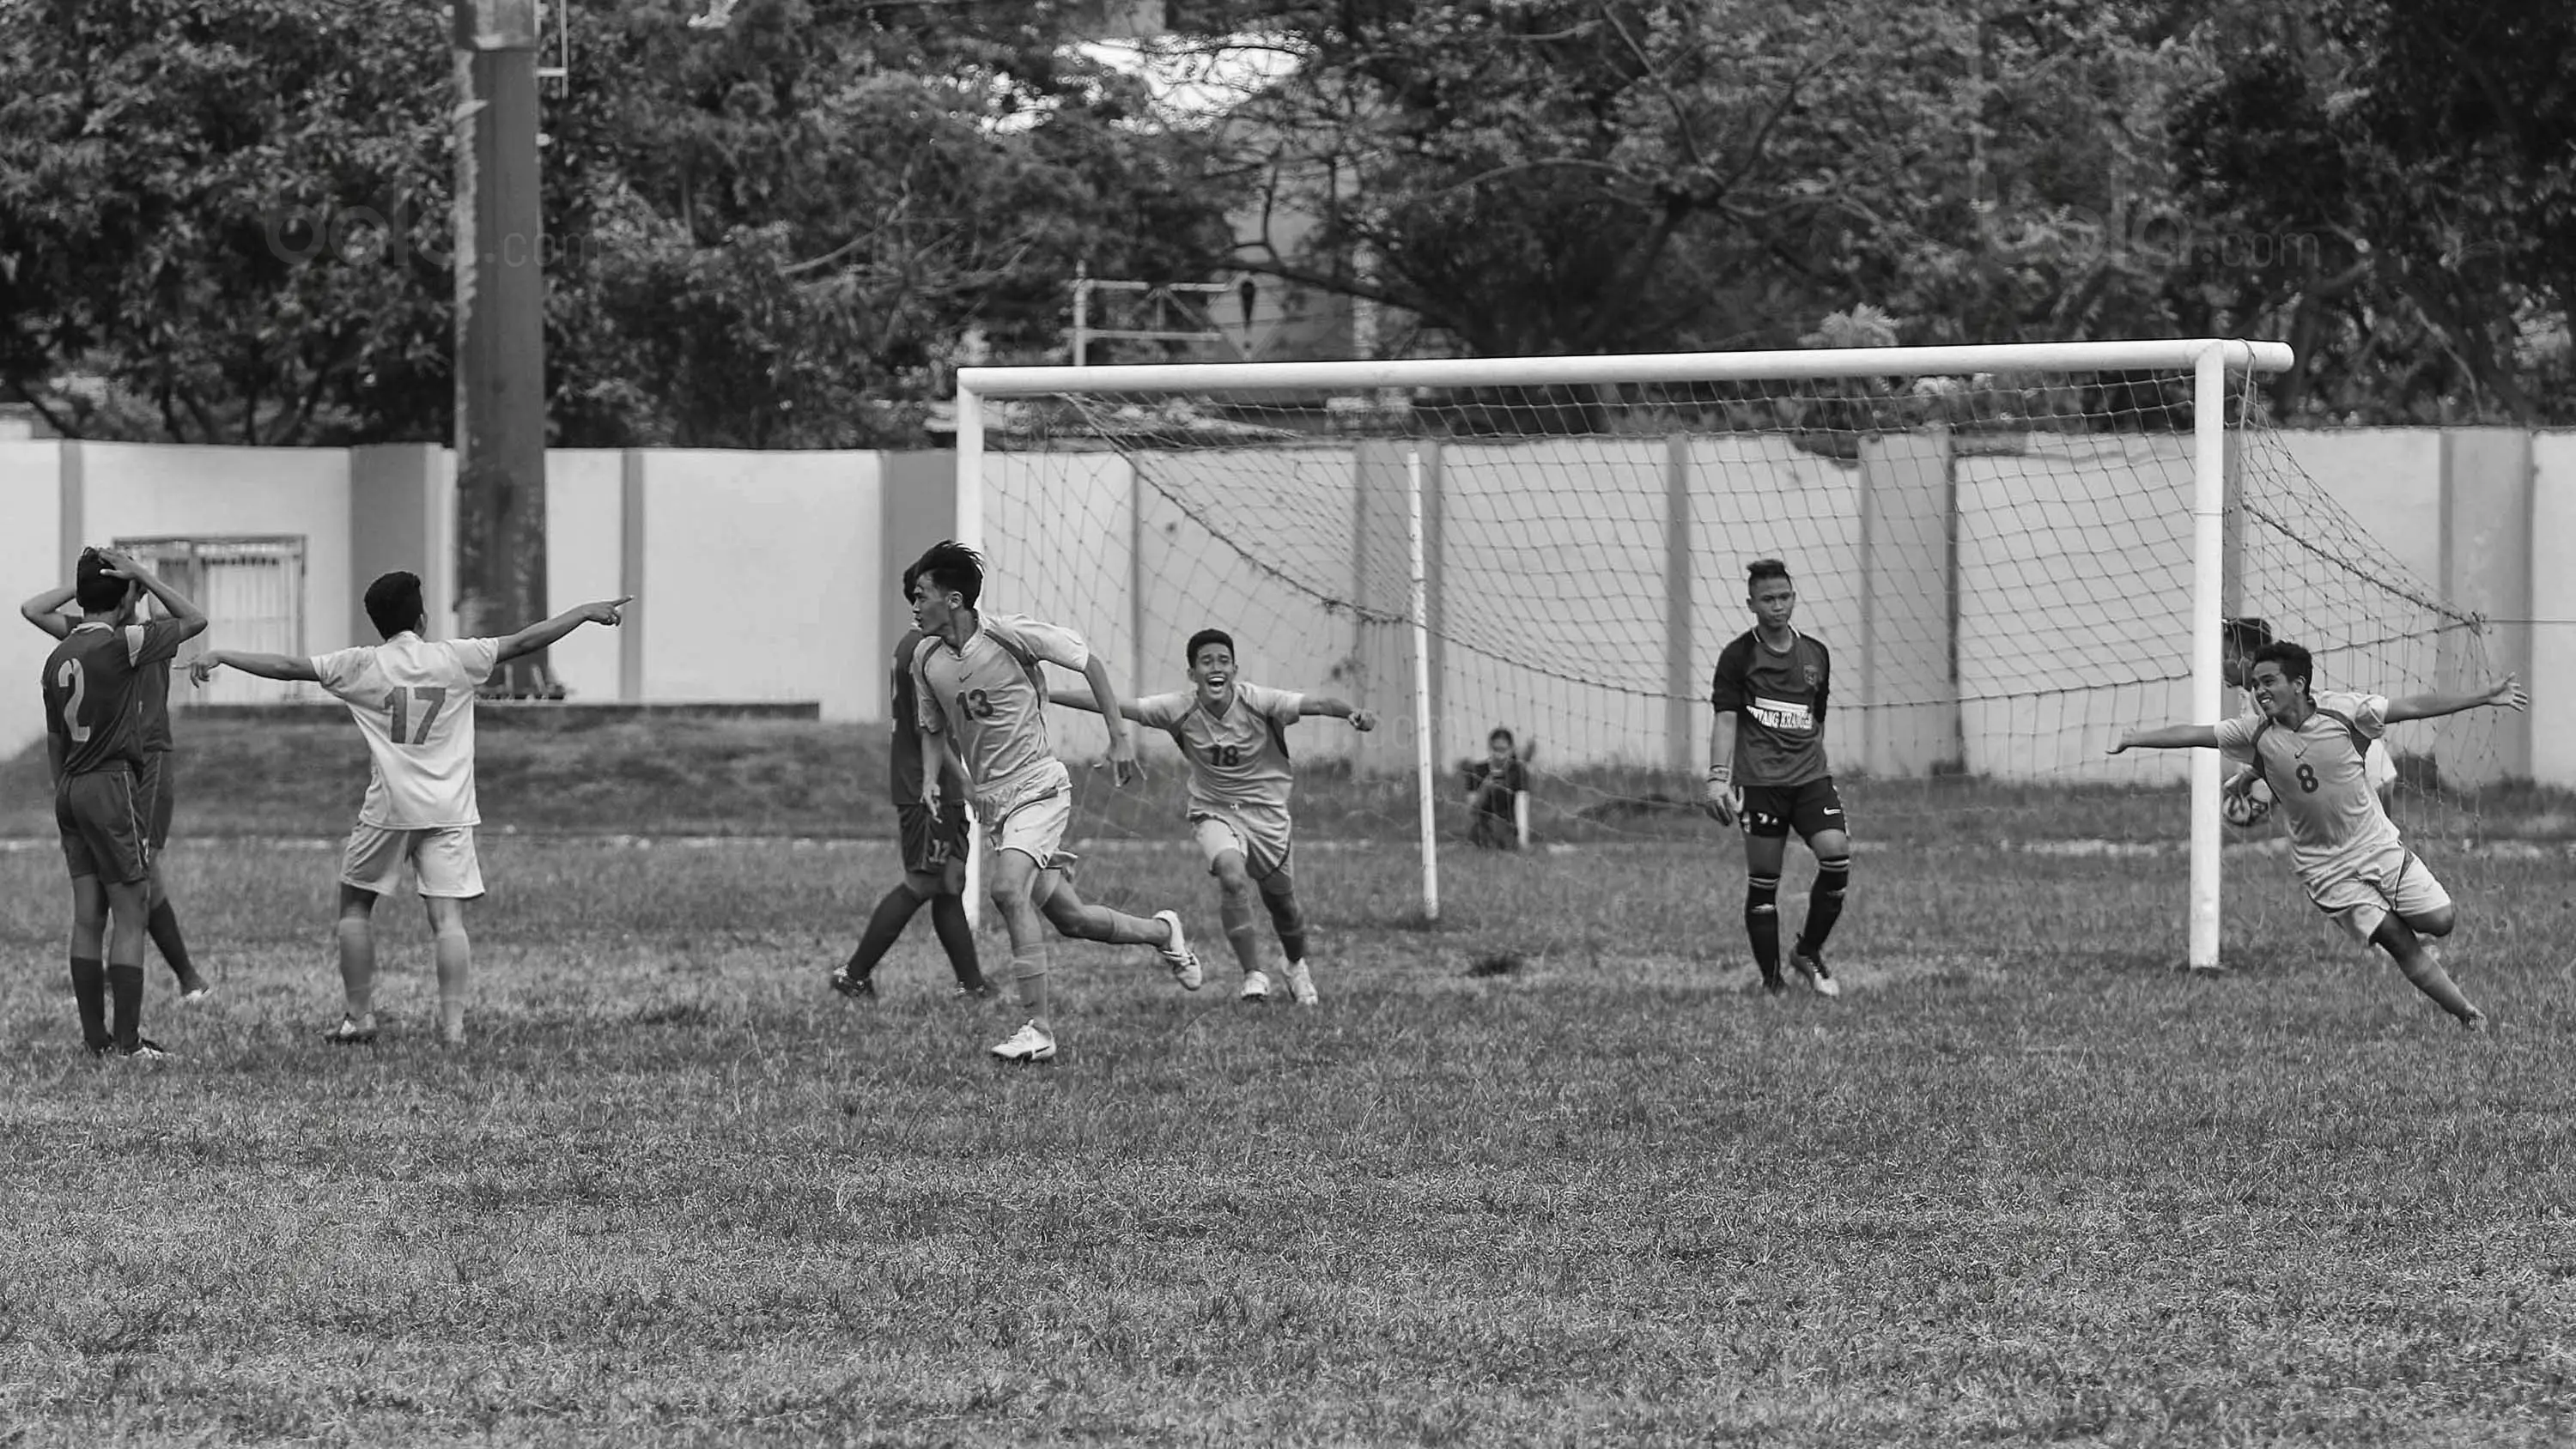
58, 766, 150, 885
1741, 776, 1848, 841
139, 749, 175, 852
897, 800, 971, 877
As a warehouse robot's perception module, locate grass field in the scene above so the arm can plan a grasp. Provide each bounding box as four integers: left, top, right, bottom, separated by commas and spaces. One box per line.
6, 719, 2576, 1445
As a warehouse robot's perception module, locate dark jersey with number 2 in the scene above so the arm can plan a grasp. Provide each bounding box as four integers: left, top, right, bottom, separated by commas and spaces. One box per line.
43, 621, 190, 778
1710, 627, 1833, 787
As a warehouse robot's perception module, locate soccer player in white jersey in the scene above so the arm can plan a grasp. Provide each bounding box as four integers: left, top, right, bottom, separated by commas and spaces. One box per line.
191, 571, 629, 1046
1052, 627, 1375, 1006
904, 541, 1204, 1064
2110, 640, 2525, 1029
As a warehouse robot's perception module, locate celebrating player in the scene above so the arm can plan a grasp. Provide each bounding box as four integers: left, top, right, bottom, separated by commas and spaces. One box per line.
2110, 640, 2524, 1028
190, 572, 629, 1046
39, 548, 208, 1059
829, 562, 989, 1002
905, 540, 1203, 1064
1051, 627, 1374, 1006
1704, 558, 1850, 997
23, 562, 210, 1003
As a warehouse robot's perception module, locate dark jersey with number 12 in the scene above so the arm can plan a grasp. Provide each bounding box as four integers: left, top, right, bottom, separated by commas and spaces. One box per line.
889, 628, 931, 807
43, 621, 190, 778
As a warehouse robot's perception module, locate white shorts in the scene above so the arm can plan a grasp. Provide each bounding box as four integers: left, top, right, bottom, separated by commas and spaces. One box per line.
986, 781, 1073, 873
1190, 805, 1294, 883
342, 822, 485, 900
2307, 843, 2450, 945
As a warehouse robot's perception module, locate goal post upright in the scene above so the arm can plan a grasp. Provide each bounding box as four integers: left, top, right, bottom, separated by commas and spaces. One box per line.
956, 338, 2294, 950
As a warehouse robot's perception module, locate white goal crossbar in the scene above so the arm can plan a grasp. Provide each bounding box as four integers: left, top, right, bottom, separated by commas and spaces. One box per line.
957, 339, 2295, 968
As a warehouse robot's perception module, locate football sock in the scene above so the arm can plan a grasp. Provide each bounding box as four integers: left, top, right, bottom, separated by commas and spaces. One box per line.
432, 919, 471, 1043
1219, 887, 1262, 975
336, 913, 378, 1022
1798, 856, 1850, 954
1746, 875, 1783, 980
846, 884, 927, 979
1262, 890, 1309, 964
928, 894, 981, 986
147, 900, 196, 984
70, 955, 109, 1050
109, 964, 145, 1052
2394, 947, 2479, 1022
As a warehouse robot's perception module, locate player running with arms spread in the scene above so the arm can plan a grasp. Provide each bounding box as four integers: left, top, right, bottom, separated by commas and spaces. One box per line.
1053, 627, 1374, 1006
39, 549, 208, 1059
2110, 640, 2524, 1029
1704, 559, 1852, 997
192, 572, 629, 1046
905, 541, 1202, 1064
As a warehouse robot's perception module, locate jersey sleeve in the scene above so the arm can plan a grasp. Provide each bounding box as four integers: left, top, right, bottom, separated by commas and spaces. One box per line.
910, 647, 944, 735
451, 638, 503, 685
1239, 683, 1307, 724
310, 646, 373, 698
1126, 691, 1190, 730
994, 615, 1091, 672
2348, 694, 2391, 738
2211, 712, 2262, 751
127, 619, 191, 666
1708, 637, 1753, 712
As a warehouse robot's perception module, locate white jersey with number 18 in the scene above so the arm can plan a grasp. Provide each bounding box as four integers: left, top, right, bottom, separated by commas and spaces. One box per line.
312, 632, 503, 829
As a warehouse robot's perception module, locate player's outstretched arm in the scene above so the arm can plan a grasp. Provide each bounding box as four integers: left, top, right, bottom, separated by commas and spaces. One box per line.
2386, 675, 2528, 723
495, 597, 632, 663
18, 584, 76, 640
2106, 724, 2223, 754
1297, 695, 1376, 731
191, 649, 321, 685
1081, 656, 1143, 785
1045, 684, 1150, 723
94, 549, 209, 641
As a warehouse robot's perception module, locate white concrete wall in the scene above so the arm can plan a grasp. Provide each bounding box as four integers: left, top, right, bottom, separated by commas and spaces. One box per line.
0, 442, 65, 765
2533, 433, 2576, 785
544, 450, 627, 702
635, 450, 883, 720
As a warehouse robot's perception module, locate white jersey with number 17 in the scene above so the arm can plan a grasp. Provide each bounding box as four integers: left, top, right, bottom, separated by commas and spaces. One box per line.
312, 632, 503, 829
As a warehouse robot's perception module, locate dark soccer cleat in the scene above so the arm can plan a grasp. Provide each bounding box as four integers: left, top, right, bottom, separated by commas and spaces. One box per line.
321, 1016, 377, 1046
1791, 946, 1842, 999
117, 1038, 175, 1062
953, 979, 998, 1001
176, 972, 214, 1003
1759, 968, 1788, 997
830, 967, 877, 1001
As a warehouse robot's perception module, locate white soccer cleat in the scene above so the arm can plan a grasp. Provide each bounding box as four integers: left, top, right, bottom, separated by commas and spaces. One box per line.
989, 1021, 1057, 1064
1792, 946, 1842, 998
1239, 969, 1272, 1003
1284, 960, 1319, 1006
1153, 910, 1204, 991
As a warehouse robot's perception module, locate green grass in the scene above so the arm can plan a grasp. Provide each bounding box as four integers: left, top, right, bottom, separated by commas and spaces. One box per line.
5, 721, 2576, 1445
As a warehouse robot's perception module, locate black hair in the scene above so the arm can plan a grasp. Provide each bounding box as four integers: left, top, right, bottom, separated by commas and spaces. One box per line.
1185, 628, 1235, 666
899, 561, 920, 603
2222, 616, 2274, 655
908, 540, 984, 609
1747, 558, 1792, 591
2248, 640, 2314, 697
363, 571, 426, 640
1488, 726, 1516, 748
74, 549, 127, 613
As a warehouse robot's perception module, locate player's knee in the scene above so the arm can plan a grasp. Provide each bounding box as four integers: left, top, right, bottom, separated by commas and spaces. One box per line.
1746, 874, 1781, 913
1214, 868, 1255, 906
2409, 906, 2458, 938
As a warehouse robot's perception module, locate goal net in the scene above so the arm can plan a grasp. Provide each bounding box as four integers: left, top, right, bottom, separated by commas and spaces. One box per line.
958, 343, 2500, 964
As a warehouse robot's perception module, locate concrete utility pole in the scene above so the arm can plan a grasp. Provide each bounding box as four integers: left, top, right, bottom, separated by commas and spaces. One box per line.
452, 0, 552, 695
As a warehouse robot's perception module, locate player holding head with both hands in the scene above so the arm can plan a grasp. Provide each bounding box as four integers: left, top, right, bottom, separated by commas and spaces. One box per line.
2110, 640, 2524, 1029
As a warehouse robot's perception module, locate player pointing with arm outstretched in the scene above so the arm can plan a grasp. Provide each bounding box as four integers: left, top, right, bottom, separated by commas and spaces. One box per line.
2111, 639, 2524, 1029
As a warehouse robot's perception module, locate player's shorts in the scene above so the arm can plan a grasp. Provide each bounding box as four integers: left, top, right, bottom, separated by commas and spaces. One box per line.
1190, 804, 1295, 883
341, 822, 485, 900
56, 766, 149, 885
2306, 843, 2451, 946
1739, 776, 1848, 841
984, 778, 1074, 873
138, 749, 175, 852
897, 799, 971, 876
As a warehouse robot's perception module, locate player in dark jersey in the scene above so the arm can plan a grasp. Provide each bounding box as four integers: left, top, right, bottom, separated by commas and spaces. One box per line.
23, 567, 211, 1003
829, 562, 987, 1001
1704, 558, 1849, 998
39, 549, 207, 1058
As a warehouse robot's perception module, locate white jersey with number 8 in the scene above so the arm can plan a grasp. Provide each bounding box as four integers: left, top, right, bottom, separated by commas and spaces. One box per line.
312, 632, 503, 828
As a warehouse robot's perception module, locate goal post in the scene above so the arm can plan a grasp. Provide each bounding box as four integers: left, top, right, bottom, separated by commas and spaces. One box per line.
946, 337, 2506, 972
